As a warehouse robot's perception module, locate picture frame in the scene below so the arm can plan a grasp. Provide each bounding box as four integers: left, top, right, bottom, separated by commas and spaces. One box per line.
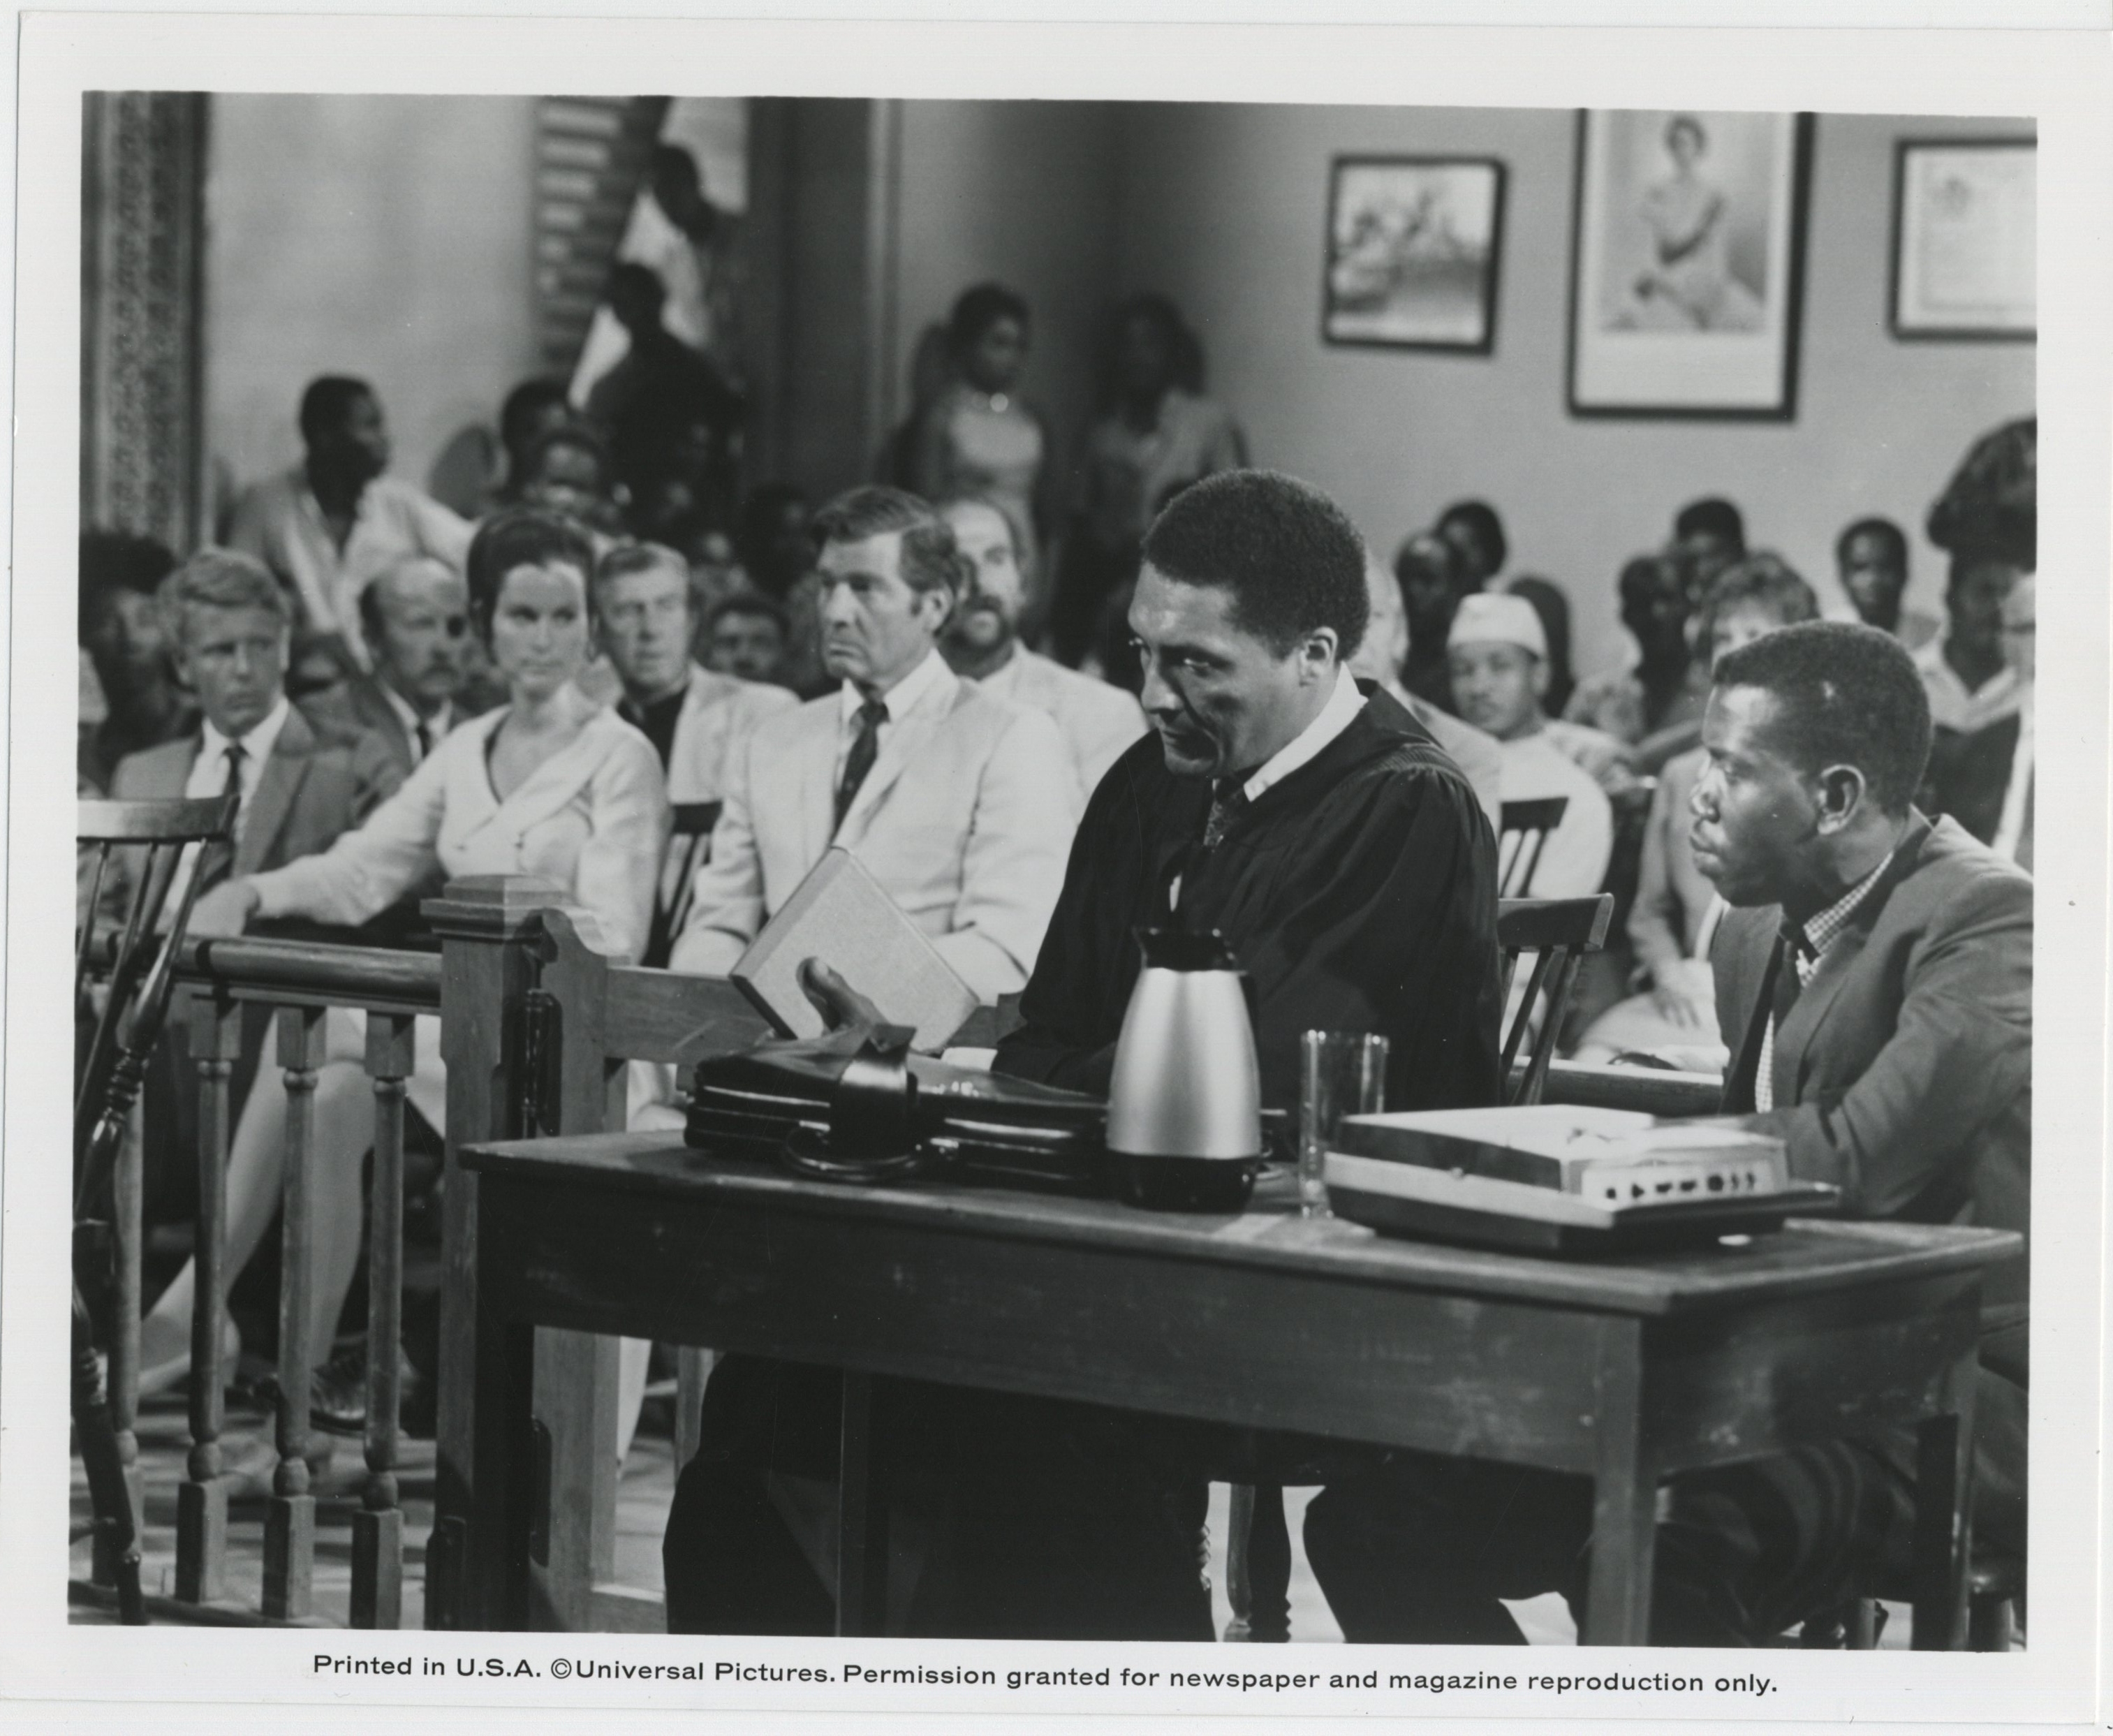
1322, 155, 1506, 354
1890, 138, 2036, 340
1566, 110, 1813, 420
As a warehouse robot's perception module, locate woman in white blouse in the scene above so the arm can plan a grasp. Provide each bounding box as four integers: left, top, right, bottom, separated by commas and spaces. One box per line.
142, 509, 668, 1437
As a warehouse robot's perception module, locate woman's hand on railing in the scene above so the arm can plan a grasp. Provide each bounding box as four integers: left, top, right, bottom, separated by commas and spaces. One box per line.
189, 878, 261, 940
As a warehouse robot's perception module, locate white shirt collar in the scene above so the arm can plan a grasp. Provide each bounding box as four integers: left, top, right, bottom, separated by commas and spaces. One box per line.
200, 692, 293, 771
839, 645, 950, 728
1241, 666, 1367, 803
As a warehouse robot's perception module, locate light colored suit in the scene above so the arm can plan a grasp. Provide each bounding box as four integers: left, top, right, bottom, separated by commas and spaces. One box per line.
672, 660, 1075, 1001
663, 662, 800, 806
971, 647, 1146, 807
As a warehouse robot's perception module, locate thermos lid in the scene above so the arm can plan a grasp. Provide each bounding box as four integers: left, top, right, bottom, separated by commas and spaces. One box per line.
1134, 925, 1241, 971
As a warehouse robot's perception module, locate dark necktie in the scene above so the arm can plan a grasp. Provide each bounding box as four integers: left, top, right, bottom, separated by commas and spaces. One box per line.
1772, 920, 1813, 1027
1202, 777, 1249, 848
834, 698, 888, 830
415, 719, 434, 763
199, 741, 246, 891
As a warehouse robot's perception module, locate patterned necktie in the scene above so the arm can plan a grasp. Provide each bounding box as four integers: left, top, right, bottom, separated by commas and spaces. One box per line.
834, 698, 889, 830
1202, 777, 1249, 848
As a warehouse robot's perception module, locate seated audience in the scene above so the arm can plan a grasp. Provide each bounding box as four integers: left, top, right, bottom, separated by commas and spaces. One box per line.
1434, 497, 1507, 589
494, 377, 575, 509
172, 510, 668, 1452
1348, 553, 1503, 832
1448, 592, 1613, 897
586, 262, 742, 513
1305, 621, 2029, 1645
1393, 530, 1474, 714
670, 484, 1075, 1003
702, 592, 791, 686
302, 554, 475, 781
1836, 515, 1937, 649
226, 374, 472, 691
1670, 494, 1747, 609
1564, 550, 1706, 770
1053, 293, 1246, 666
1574, 553, 1819, 1064
79, 529, 192, 794
937, 495, 1146, 803
735, 483, 828, 697
514, 422, 628, 540
1505, 573, 1575, 717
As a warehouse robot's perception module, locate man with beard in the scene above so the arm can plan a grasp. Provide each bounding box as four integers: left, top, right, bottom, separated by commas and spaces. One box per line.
938, 495, 1144, 802
228, 376, 471, 693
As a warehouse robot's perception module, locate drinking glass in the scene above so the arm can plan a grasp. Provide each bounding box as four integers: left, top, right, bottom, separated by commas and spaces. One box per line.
1300, 1031, 1388, 1218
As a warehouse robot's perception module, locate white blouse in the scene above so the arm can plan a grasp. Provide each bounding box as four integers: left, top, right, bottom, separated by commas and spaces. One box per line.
248, 704, 670, 963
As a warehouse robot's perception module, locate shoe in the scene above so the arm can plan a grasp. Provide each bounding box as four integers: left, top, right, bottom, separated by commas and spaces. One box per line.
135, 1316, 241, 1402
308, 1344, 427, 1438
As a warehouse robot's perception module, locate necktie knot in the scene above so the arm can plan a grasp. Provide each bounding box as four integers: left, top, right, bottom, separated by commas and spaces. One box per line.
415, 719, 434, 760
1202, 778, 1249, 849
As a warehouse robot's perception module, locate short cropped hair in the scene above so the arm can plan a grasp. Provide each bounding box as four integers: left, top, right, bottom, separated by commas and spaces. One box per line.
948, 282, 1029, 354
1436, 499, 1507, 575
1674, 496, 1746, 552
1142, 469, 1369, 659
158, 549, 290, 647
80, 529, 177, 641
1697, 552, 1819, 645
464, 508, 596, 636
705, 591, 790, 639
810, 485, 964, 600
299, 376, 375, 445
592, 540, 694, 610
1835, 515, 1908, 573
1711, 620, 1931, 816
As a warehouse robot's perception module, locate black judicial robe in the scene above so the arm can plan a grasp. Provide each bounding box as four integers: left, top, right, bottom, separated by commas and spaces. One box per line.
996, 680, 1504, 1115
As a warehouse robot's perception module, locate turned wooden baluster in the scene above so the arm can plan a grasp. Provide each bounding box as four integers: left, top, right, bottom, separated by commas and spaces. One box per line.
175, 992, 240, 1605
263, 1006, 324, 1620
353, 1013, 415, 1628
91, 1069, 146, 1591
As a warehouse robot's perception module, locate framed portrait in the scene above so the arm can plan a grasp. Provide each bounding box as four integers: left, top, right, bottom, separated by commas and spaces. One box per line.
1566, 110, 1813, 419
1890, 138, 2036, 340
1323, 156, 1506, 353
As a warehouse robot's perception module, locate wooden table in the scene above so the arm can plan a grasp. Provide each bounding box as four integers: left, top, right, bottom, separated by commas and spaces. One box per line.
457, 1134, 2020, 1645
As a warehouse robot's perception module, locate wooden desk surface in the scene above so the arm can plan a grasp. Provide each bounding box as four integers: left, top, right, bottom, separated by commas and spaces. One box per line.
462, 1132, 2021, 1320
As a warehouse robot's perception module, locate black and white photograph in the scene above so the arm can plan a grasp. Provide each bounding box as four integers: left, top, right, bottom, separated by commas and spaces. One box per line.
3, 11, 2109, 1730
1568, 108, 1810, 416
1323, 156, 1505, 352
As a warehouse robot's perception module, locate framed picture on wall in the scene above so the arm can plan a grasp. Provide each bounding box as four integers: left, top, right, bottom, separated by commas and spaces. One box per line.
1890, 138, 2036, 339
1566, 110, 1813, 419
1323, 156, 1505, 353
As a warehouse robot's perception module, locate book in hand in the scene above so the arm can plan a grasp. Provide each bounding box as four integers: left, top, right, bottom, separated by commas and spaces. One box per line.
731, 846, 980, 1052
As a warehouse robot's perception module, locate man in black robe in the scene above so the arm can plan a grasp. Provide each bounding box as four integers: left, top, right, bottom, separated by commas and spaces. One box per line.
665, 469, 1503, 1638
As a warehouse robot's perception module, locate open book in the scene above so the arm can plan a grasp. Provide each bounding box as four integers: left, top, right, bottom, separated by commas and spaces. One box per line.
731, 847, 980, 1052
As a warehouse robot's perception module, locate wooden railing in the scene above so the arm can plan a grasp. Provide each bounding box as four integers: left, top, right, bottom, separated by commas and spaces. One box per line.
84, 871, 1720, 1632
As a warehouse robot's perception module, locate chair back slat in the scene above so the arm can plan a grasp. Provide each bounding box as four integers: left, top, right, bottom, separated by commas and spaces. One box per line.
645, 802, 723, 971
1498, 796, 1569, 898
1496, 893, 1614, 1108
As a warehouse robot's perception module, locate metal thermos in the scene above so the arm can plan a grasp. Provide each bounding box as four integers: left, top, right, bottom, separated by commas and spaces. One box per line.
1105, 927, 1262, 1212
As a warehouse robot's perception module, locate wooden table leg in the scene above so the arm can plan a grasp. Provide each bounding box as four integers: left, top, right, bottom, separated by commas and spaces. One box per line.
1910, 1346, 1979, 1650
467, 1249, 537, 1632
836, 1371, 889, 1637
1581, 1318, 1654, 1645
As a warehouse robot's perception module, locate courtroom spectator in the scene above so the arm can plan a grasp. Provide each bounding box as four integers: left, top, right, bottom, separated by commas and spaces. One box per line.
1505, 574, 1575, 717
1564, 551, 1706, 770
1447, 591, 1612, 898
671, 485, 1075, 1004
1670, 494, 1746, 608
642, 142, 749, 393
496, 378, 575, 506
1434, 498, 1507, 588
115, 551, 403, 1413
1919, 416, 2037, 861
1052, 293, 1246, 665
79, 529, 193, 794
302, 554, 474, 782
226, 375, 471, 691
938, 496, 1146, 804
736, 483, 828, 697
1573, 554, 1818, 1064
1348, 553, 1503, 832
1306, 621, 2029, 1645
1836, 515, 1937, 649
703, 592, 791, 687
628, 406, 733, 550
515, 423, 628, 539
585, 261, 741, 513
1393, 530, 1475, 714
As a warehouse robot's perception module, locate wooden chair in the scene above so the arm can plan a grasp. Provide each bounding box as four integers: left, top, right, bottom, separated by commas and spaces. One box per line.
75, 794, 237, 1625
1223, 893, 1616, 1641
1497, 796, 1569, 898
1809, 1554, 2023, 1652
644, 801, 722, 971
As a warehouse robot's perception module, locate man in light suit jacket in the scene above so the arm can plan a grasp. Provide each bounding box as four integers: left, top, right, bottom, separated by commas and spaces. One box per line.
937, 496, 1144, 804
1304, 621, 2030, 1647
671, 486, 1074, 1004
594, 540, 796, 966
300, 553, 478, 783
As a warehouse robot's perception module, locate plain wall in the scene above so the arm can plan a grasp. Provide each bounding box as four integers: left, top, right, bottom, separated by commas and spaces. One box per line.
1113, 105, 2035, 676
204, 95, 540, 512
